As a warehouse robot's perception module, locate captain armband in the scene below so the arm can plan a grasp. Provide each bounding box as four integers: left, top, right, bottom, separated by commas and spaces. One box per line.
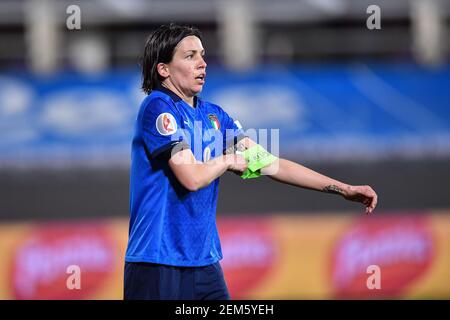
237, 144, 278, 179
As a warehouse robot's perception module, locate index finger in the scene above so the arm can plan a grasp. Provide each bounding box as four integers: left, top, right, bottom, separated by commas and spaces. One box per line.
369, 192, 378, 212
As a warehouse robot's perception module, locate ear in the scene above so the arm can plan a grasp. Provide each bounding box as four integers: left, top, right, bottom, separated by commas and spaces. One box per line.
157, 62, 169, 78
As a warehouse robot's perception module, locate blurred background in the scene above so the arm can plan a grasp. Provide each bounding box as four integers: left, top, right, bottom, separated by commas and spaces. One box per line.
0, 0, 450, 299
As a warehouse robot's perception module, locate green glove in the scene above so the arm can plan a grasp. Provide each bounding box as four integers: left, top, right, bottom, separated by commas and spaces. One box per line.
237, 145, 278, 179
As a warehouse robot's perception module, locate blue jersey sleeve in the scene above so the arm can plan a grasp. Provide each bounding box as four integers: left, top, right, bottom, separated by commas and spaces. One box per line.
141, 98, 189, 159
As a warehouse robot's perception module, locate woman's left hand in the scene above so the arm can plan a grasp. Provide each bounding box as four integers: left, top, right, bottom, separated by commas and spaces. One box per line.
343, 185, 378, 214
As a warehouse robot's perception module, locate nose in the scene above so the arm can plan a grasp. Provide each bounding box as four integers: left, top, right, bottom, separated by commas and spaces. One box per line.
198, 56, 207, 69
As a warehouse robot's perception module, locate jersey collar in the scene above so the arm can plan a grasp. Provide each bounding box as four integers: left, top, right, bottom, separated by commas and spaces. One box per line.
155, 84, 198, 108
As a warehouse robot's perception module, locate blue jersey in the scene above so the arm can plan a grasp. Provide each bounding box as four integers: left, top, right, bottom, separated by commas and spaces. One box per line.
125, 86, 244, 267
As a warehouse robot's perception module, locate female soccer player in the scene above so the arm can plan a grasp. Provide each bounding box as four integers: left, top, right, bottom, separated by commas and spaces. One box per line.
124, 23, 378, 300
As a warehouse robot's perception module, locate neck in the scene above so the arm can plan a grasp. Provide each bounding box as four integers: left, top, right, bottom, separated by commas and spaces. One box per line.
161, 82, 195, 107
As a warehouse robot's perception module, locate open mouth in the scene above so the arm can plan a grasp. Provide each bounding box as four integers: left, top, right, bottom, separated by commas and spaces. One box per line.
195, 74, 205, 82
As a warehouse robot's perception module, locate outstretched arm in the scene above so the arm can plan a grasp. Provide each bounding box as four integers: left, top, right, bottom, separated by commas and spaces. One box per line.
237, 138, 378, 214
264, 158, 377, 214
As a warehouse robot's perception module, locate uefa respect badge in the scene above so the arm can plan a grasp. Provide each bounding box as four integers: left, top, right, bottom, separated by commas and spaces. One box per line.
156, 113, 177, 135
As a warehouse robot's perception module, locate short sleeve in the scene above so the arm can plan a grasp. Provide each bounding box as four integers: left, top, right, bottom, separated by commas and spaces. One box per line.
141, 98, 189, 160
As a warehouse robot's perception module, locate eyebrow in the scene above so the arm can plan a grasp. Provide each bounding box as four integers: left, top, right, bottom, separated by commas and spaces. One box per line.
184, 49, 205, 55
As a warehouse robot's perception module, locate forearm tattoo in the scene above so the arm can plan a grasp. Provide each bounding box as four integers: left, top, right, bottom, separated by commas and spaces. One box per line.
322, 184, 344, 195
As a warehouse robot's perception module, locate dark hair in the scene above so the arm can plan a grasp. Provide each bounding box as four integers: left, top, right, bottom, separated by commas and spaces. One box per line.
141, 23, 202, 94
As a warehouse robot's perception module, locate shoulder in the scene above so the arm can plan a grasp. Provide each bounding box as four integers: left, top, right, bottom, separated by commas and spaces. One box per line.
140, 91, 180, 119
142, 91, 175, 111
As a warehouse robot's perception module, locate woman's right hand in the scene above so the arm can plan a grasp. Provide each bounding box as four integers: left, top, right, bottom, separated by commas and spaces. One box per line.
225, 154, 248, 175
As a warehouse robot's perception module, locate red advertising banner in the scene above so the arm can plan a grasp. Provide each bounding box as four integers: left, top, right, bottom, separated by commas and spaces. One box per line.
0, 211, 449, 299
